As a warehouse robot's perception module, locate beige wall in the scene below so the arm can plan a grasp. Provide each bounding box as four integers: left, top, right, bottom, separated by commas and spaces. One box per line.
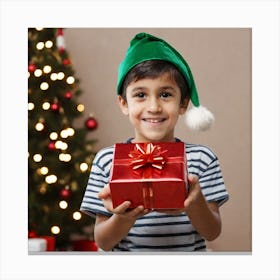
64, 28, 251, 252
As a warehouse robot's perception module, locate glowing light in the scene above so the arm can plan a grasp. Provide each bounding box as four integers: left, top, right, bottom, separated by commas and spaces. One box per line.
33, 154, 42, 162
28, 102, 35, 110
34, 69, 43, 77
80, 163, 88, 172
50, 73, 58, 81
36, 42, 44, 50
35, 28, 43, 31
39, 184, 47, 194
77, 104, 84, 112
40, 82, 49, 90
57, 72, 65, 80
42, 102, 50, 110
51, 226, 60, 235
43, 65, 52, 73
59, 153, 71, 162
55, 140, 64, 149
66, 76, 75, 84
59, 200, 68, 209
73, 211, 82, 220
45, 40, 53, 48
60, 129, 69, 138
40, 166, 49, 175
45, 174, 57, 184
35, 122, 44, 131
67, 127, 75, 136
49, 132, 58, 140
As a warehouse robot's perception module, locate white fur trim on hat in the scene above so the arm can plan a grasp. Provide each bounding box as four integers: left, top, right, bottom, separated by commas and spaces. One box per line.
185, 106, 215, 131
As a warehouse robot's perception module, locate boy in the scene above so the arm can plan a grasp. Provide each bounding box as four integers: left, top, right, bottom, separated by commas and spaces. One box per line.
80, 32, 229, 251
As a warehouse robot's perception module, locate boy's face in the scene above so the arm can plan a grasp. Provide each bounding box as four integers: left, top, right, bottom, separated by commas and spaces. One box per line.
118, 73, 189, 143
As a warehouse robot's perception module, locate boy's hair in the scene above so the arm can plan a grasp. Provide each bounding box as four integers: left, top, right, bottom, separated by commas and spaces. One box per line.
120, 60, 190, 103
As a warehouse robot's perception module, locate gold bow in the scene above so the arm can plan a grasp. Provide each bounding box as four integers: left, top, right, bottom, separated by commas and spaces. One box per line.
129, 143, 167, 173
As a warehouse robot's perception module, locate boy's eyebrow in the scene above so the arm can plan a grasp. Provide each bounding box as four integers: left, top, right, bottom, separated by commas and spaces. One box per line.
131, 86, 177, 92
131, 86, 147, 92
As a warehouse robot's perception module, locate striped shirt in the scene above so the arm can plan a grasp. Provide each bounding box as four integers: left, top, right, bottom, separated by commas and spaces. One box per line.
80, 139, 229, 252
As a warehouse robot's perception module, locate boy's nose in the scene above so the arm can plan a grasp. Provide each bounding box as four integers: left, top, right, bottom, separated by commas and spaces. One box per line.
148, 97, 162, 113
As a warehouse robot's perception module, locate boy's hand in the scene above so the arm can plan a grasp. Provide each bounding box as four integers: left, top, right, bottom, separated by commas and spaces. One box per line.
98, 184, 150, 219
184, 174, 203, 211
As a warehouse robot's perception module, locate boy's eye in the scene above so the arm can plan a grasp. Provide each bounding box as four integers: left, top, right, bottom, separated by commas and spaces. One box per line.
134, 92, 146, 98
160, 92, 172, 98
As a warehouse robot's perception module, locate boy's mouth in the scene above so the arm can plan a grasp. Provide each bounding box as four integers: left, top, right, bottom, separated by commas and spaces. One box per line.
142, 118, 166, 123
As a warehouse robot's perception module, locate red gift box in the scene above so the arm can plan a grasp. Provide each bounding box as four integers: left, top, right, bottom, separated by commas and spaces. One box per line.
72, 240, 98, 251
109, 142, 188, 209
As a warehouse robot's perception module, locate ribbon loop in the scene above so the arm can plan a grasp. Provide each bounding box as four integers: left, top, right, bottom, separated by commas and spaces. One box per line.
129, 143, 167, 176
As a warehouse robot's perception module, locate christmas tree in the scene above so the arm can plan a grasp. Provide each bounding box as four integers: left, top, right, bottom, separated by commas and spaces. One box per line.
28, 28, 98, 250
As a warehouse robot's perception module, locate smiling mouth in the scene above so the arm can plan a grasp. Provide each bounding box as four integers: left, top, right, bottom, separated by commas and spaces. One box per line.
143, 118, 166, 123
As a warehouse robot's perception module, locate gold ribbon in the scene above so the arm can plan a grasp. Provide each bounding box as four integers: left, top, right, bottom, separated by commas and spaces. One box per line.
128, 143, 168, 209
128, 143, 167, 173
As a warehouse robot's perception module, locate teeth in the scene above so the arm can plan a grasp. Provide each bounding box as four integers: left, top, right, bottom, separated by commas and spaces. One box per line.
144, 119, 164, 123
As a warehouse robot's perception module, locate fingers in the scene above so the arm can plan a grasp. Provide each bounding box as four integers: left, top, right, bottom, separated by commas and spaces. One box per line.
113, 201, 131, 214
98, 184, 111, 199
187, 174, 198, 186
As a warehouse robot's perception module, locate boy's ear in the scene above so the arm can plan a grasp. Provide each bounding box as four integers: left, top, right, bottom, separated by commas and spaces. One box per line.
179, 98, 189, 115
118, 95, 129, 116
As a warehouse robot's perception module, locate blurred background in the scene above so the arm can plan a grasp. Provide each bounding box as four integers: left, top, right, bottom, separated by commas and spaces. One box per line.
28, 28, 251, 252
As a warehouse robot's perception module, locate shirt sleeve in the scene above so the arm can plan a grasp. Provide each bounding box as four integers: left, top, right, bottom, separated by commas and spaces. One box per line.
80, 148, 113, 218
187, 144, 229, 207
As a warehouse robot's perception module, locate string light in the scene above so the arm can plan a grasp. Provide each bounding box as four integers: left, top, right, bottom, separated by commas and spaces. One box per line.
60, 129, 69, 138
40, 82, 49, 90
49, 132, 58, 140
35, 121, 44, 131
66, 76, 75, 84
45, 174, 57, 184
60, 127, 75, 138
80, 162, 88, 172
73, 211, 82, 220
55, 140, 68, 150
36, 42, 44, 50
59, 153, 71, 162
77, 104, 84, 112
34, 69, 43, 77
59, 200, 68, 209
51, 226, 60, 235
40, 166, 49, 175
45, 40, 53, 48
42, 102, 50, 110
50, 73, 58, 81
33, 154, 42, 162
39, 184, 47, 194
43, 65, 52, 73
28, 102, 35, 110
67, 127, 75, 136
57, 72, 65, 80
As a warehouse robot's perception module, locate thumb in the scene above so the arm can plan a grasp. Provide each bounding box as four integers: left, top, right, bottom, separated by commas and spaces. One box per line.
187, 174, 199, 189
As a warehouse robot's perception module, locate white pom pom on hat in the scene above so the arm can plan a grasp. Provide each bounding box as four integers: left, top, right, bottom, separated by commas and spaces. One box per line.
185, 105, 214, 131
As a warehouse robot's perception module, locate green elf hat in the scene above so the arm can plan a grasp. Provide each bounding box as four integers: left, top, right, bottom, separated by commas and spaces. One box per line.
117, 32, 214, 131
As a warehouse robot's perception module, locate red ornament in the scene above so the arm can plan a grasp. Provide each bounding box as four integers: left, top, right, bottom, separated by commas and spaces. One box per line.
28, 63, 36, 73
51, 102, 60, 112
85, 117, 98, 130
28, 230, 37, 238
64, 91, 73, 99
48, 141, 56, 151
60, 188, 71, 199
63, 59, 71, 65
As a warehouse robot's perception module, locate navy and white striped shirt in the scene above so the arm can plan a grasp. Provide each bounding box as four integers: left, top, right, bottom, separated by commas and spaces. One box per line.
80, 139, 229, 252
